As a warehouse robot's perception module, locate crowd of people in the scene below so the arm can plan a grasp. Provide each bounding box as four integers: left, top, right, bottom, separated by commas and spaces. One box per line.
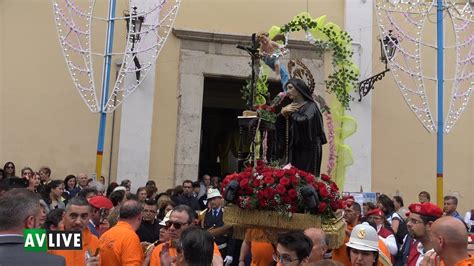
0, 161, 473, 266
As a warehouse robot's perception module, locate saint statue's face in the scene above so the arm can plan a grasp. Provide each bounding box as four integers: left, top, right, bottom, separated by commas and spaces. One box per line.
287, 83, 302, 101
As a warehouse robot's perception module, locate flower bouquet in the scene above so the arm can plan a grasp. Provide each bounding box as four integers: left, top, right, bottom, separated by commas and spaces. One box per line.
222, 161, 346, 248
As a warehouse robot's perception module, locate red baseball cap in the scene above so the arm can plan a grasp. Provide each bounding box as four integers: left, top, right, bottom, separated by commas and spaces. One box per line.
407, 202, 442, 218
366, 208, 384, 217
88, 195, 113, 209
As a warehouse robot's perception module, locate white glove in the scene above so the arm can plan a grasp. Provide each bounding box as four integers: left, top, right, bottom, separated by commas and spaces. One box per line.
224, 256, 233, 265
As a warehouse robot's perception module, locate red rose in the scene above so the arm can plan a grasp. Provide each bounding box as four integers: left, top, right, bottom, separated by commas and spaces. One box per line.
288, 189, 297, 199
275, 170, 285, 178
265, 187, 276, 198
291, 175, 299, 185
252, 179, 261, 187
240, 178, 249, 188
337, 199, 345, 209
287, 168, 297, 177
242, 186, 253, 195
263, 171, 272, 178
264, 176, 275, 185
241, 172, 251, 180
318, 183, 330, 198
280, 177, 290, 186
330, 201, 340, 211
321, 174, 331, 182
329, 181, 339, 192
258, 199, 267, 208
257, 190, 266, 199
304, 175, 314, 184
276, 184, 286, 194
318, 202, 328, 213
222, 177, 231, 187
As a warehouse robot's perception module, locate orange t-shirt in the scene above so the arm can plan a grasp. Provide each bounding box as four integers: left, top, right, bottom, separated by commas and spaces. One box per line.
454, 255, 474, 266
244, 229, 274, 266
150, 240, 220, 265
99, 221, 144, 266
249, 241, 274, 266
332, 224, 353, 265
49, 228, 100, 266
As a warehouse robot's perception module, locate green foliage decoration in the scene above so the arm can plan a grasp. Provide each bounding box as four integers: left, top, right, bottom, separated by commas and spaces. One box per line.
279, 12, 360, 109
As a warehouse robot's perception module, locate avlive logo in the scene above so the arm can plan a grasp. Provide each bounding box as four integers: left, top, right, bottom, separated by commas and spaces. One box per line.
24, 229, 83, 252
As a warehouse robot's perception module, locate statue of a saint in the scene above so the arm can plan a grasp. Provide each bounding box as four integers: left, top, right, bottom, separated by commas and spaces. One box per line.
275, 78, 327, 177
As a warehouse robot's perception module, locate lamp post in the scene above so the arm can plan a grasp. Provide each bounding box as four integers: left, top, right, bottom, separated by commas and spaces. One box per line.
358, 30, 398, 101
124, 6, 144, 82
380, 30, 398, 68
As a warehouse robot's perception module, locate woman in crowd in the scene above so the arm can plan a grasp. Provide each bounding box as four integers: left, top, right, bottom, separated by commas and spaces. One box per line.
27, 172, 41, 192
3, 161, 17, 179
157, 200, 176, 223
37, 199, 48, 228
392, 196, 408, 221
378, 194, 407, 246
21, 167, 34, 180
64, 174, 80, 198
44, 208, 65, 231
42, 180, 65, 212
106, 182, 118, 197
137, 187, 147, 202
365, 208, 398, 257
378, 194, 401, 234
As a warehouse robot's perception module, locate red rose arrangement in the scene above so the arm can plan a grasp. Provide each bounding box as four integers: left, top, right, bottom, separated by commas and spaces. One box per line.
222, 161, 345, 216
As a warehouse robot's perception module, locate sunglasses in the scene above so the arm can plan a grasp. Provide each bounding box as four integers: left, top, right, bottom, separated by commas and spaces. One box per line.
165, 220, 190, 230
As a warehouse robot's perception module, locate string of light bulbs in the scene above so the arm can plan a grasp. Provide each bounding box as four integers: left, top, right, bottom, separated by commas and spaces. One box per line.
52, 0, 181, 113
375, 0, 473, 133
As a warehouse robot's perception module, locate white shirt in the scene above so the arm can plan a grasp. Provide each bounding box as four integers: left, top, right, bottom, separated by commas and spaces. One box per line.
464, 211, 473, 232
416, 242, 434, 266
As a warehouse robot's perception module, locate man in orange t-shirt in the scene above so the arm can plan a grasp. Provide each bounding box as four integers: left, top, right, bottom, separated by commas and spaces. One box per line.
150, 205, 222, 265
332, 202, 392, 266
48, 197, 100, 266
99, 200, 149, 266
423, 216, 474, 266
333, 201, 361, 265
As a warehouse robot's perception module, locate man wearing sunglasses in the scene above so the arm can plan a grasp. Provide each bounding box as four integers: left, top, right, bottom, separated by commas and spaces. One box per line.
150, 205, 224, 265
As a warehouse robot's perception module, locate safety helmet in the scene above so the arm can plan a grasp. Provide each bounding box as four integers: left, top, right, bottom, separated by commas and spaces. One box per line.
346, 222, 379, 252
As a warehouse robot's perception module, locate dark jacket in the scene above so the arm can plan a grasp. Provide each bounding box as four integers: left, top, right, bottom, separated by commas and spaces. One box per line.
136, 219, 161, 243
202, 208, 235, 258
0, 235, 65, 266
175, 194, 200, 212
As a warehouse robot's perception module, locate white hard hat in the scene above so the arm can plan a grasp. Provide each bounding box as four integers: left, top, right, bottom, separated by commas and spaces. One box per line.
346, 222, 379, 252
207, 188, 222, 200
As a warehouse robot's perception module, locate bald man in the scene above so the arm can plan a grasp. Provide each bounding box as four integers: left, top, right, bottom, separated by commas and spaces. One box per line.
425, 216, 473, 266
304, 228, 328, 264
